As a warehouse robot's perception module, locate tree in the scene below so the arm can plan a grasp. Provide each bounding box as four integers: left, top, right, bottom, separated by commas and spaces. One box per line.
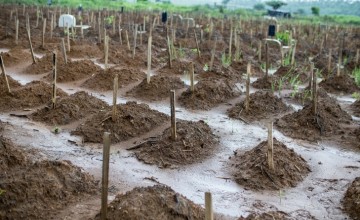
311, 7, 320, 16
254, 3, 265, 11
265, 1, 287, 11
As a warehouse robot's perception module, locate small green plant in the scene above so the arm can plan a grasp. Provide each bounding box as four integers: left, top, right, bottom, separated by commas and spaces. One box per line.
302, 89, 312, 105
352, 92, 360, 100
177, 47, 186, 59
278, 77, 284, 96
0, 189, 5, 196
203, 63, 209, 72
105, 15, 115, 26
276, 31, 290, 46
290, 74, 301, 97
53, 126, 61, 134
221, 53, 231, 68
352, 67, 360, 87
191, 48, 198, 54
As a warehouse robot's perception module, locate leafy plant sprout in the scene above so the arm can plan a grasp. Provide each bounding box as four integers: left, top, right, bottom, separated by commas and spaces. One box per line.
221, 53, 231, 68
352, 67, 360, 87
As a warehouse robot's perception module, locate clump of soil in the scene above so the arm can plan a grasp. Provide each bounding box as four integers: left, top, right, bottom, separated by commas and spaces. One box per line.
350, 99, 360, 117
43, 59, 100, 82
179, 78, 241, 110
252, 75, 275, 90
30, 91, 108, 125
275, 96, 352, 142
0, 74, 21, 93
95, 185, 205, 220
24, 52, 64, 74
240, 210, 316, 220
68, 44, 102, 58
0, 47, 31, 67
0, 81, 67, 112
0, 138, 98, 220
228, 91, 291, 122
229, 138, 311, 191
133, 120, 219, 168
342, 177, 360, 220
158, 60, 191, 75
71, 101, 169, 143
319, 74, 359, 94
81, 67, 145, 91
126, 75, 186, 101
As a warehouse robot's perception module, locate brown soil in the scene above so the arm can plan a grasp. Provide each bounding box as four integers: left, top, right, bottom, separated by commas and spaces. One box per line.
179, 78, 241, 110
0, 81, 67, 112
71, 101, 169, 143
273, 66, 309, 83
252, 75, 274, 90
240, 210, 316, 220
319, 74, 359, 94
133, 120, 219, 168
158, 60, 191, 75
0, 137, 98, 220
95, 185, 205, 220
0, 47, 31, 67
229, 138, 311, 191
350, 100, 360, 117
29, 91, 108, 125
227, 91, 291, 122
24, 52, 64, 74
342, 177, 360, 220
68, 44, 102, 59
126, 75, 186, 101
0, 74, 21, 93
275, 96, 352, 142
81, 67, 145, 91
43, 59, 101, 82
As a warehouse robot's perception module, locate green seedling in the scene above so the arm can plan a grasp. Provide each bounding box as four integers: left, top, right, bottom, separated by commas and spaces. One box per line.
221, 53, 231, 68
0, 189, 5, 196
352, 67, 360, 87
203, 63, 209, 72
352, 92, 360, 100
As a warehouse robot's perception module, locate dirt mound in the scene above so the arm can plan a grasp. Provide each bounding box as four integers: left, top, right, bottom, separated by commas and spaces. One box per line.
229, 138, 311, 191
30, 91, 108, 125
126, 75, 186, 101
252, 76, 274, 90
0, 81, 67, 112
0, 47, 31, 67
24, 52, 64, 74
275, 96, 352, 142
273, 66, 308, 83
319, 74, 359, 94
68, 44, 102, 58
43, 59, 100, 82
240, 210, 316, 220
228, 91, 291, 122
95, 185, 205, 220
0, 138, 98, 220
0, 74, 21, 93
342, 177, 360, 220
71, 101, 169, 143
179, 78, 241, 110
350, 100, 360, 117
132, 120, 219, 168
81, 67, 145, 91
158, 60, 191, 75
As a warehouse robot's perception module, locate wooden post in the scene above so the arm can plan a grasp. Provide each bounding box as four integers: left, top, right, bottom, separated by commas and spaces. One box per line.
98, 16, 102, 43
245, 63, 251, 111
190, 62, 195, 92
42, 18, 46, 48
125, 30, 130, 50
147, 29, 152, 84
105, 35, 109, 70
265, 41, 269, 78
15, 19, 19, 45
337, 55, 341, 77
356, 49, 359, 65
312, 63, 317, 115
170, 90, 176, 140
52, 52, 57, 109
291, 41, 296, 66
118, 25, 122, 45
132, 24, 138, 59
101, 132, 111, 220
66, 24, 70, 52
193, 30, 201, 58
36, 6, 39, 28
210, 39, 217, 72
80, 21, 84, 39
167, 35, 172, 68
228, 26, 233, 60
0, 56, 11, 93
205, 192, 213, 220
50, 13, 54, 38
61, 38, 68, 64
258, 41, 262, 62
26, 14, 36, 64
267, 121, 274, 171
112, 75, 118, 122
22, 4, 25, 16
327, 49, 332, 74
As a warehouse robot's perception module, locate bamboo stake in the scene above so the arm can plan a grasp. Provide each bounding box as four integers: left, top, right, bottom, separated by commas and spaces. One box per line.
80, 21, 84, 39
258, 41, 262, 62
36, 6, 39, 28
170, 90, 176, 140
101, 132, 111, 220
167, 35, 172, 68
26, 14, 36, 64
42, 18, 46, 48
356, 49, 359, 65
337, 55, 341, 77
228, 26, 233, 59
118, 25, 122, 45
15, 19, 19, 45
147, 29, 152, 84
50, 13, 54, 38
98, 16, 101, 43
0, 56, 11, 93
112, 75, 118, 121
193, 29, 201, 58
312, 63, 317, 115
125, 30, 130, 50
61, 38, 68, 64
265, 42, 269, 78
66, 24, 70, 52
132, 24, 138, 59
291, 41, 297, 66
245, 63, 251, 111
327, 49, 332, 74
205, 192, 213, 220
209, 39, 217, 72
52, 52, 57, 109
267, 121, 274, 171
190, 62, 195, 92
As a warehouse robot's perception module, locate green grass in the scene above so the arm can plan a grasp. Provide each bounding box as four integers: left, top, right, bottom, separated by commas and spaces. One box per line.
353, 68, 360, 87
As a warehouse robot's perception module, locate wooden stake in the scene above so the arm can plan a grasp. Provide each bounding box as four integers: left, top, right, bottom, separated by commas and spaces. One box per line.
327, 49, 332, 74
312, 63, 317, 115
356, 49, 359, 65
15, 19, 19, 45
193, 29, 201, 58
209, 39, 217, 72
170, 90, 176, 140
125, 30, 130, 50
42, 18, 46, 48
66, 24, 70, 52
80, 21, 84, 39
101, 132, 111, 220
167, 35, 172, 68
147, 29, 152, 84
258, 41, 262, 62
52, 52, 57, 109
190, 62, 195, 92
0, 56, 11, 93
36, 6, 39, 28
245, 63, 251, 111
228, 26, 233, 59
132, 24, 138, 59
265, 42, 269, 78
26, 14, 36, 64
291, 41, 297, 66
267, 121, 274, 171
105, 35, 109, 70
118, 25, 122, 45
98, 16, 102, 43
205, 192, 213, 220
50, 13, 54, 38
112, 75, 118, 122
61, 38, 68, 64
337, 55, 341, 77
